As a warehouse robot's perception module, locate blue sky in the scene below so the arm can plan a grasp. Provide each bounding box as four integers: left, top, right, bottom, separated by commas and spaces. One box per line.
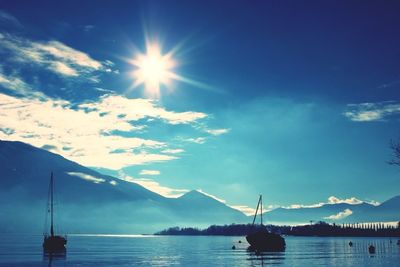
0, 1, 399, 214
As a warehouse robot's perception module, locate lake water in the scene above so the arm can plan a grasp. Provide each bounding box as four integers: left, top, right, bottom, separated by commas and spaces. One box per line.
0, 234, 399, 266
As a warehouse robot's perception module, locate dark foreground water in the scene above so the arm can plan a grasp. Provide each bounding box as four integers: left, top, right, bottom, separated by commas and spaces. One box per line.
0, 234, 399, 266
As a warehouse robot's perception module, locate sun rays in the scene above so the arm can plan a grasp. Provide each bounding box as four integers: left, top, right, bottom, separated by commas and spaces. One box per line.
130, 42, 176, 97
126, 36, 217, 98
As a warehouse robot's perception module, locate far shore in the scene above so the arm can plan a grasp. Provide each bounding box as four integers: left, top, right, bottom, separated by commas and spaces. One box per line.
155, 222, 400, 238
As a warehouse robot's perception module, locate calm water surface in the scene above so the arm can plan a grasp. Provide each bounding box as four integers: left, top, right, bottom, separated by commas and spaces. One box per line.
0, 234, 399, 266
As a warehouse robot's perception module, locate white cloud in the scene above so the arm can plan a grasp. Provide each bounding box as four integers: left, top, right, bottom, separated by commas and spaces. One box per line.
67, 172, 105, 184
93, 87, 115, 94
0, 93, 190, 169
161, 148, 184, 154
364, 199, 381, 206
283, 203, 325, 209
230, 205, 256, 216
282, 195, 377, 210
0, 32, 109, 79
327, 196, 363, 205
80, 94, 207, 125
205, 128, 230, 136
192, 190, 265, 215
344, 102, 400, 122
117, 170, 188, 198
0, 88, 216, 169
139, 170, 160, 176
50, 61, 78, 76
184, 137, 206, 144
323, 209, 353, 220
109, 180, 118, 186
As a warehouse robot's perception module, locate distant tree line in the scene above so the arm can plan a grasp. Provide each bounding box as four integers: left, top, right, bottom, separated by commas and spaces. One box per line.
155, 224, 268, 236
284, 221, 400, 237
155, 221, 400, 237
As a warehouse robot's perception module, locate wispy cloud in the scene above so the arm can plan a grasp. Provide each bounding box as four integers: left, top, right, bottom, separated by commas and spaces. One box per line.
323, 209, 353, 220
230, 205, 256, 216
67, 172, 106, 184
344, 101, 400, 122
67, 171, 119, 187
0, 10, 22, 28
204, 128, 230, 136
80, 94, 207, 125
184, 137, 206, 144
231, 203, 276, 216
283, 203, 325, 209
139, 170, 160, 176
281, 195, 378, 209
161, 148, 184, 154
118, 171, 188, 198
93, 87, 115, 94
194, 190, 263, 215
377, 79, 400, 89
0, 69, 45, 99
0, 32, 109, 79
83, 25, 95, 32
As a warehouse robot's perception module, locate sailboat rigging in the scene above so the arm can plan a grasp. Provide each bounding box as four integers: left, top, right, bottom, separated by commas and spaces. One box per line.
246, 195, 285, 251
43, 172, 67, 252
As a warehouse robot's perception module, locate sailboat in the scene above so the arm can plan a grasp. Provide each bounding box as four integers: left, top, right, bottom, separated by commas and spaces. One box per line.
43, 172, 67, 252
246, 195, 285, 251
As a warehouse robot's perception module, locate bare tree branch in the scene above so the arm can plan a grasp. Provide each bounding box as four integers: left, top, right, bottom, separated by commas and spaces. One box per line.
388, 138, 400, 166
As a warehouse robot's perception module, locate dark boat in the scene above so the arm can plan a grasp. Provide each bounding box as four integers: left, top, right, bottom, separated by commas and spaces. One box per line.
43, 172, 67, 252
246, 195, 285, 251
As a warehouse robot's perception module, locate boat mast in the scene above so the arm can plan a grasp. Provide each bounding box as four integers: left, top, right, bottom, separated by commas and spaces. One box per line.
50, 172, 54, 237
260, 195, 263, 226
251, 195, 262, 226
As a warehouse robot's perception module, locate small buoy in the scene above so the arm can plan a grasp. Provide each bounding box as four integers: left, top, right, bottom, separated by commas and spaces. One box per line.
232, 245, 236, 250
348, 241, 353, 247
368, 245, 375, 254
238, 240, 242, 243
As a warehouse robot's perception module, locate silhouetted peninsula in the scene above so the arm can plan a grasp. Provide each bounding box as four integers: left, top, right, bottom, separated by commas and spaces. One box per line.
156, 221, 400, 237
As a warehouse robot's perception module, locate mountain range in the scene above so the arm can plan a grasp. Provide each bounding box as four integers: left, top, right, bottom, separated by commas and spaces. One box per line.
0, 140, 398, 234
0, 140, 246, 233
264, 197, 400, 225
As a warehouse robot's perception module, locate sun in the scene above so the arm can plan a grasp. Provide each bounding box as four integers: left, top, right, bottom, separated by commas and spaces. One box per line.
127, 37, 214, 98
131, 43, 176, 97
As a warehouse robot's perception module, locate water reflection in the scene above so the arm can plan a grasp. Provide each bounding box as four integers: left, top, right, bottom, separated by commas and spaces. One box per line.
43, 250, 66, 267
345, 238, 400, 256
247, 248, 285, 266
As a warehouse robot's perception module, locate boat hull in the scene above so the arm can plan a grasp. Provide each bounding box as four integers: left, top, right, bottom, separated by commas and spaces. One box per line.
43, 235, 67, 252
246, 231, 285, 251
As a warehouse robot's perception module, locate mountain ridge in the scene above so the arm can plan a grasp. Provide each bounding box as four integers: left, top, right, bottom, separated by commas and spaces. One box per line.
0, 140, 398, 233
0, 140, 247, 233
263, 196, 399, 224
